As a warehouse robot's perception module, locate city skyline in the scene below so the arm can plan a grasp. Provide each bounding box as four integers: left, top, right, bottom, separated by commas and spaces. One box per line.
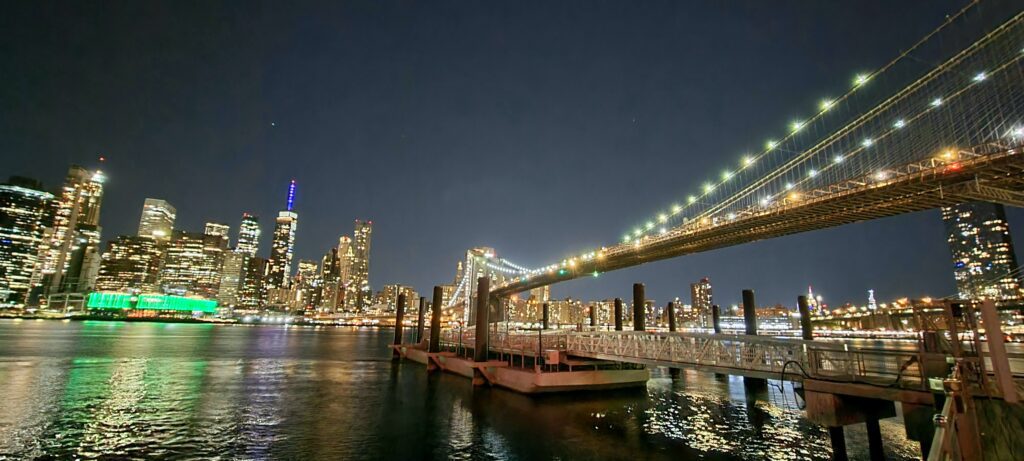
5, 1, 1024, 308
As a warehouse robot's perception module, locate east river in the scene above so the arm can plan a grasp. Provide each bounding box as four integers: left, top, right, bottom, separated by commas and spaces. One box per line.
0, 320, 923, 460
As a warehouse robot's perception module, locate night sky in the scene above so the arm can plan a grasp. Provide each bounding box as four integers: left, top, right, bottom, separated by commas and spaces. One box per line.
4, 1, 1022, 308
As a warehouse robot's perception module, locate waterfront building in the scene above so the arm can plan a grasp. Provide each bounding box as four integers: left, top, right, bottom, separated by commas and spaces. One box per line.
942, 202, 1023, 300
32, 165, 105, 299
319, 247, 341, 312
373, 284, 416, 313
0, 177, 54, 307
95, 235, 163, 293
236, 213, 260, 257
136, 198, 176, 242
295, 259, 321, 309
266, 181, 299, 292
160, 230, 227, 299
343, 220, 372, 311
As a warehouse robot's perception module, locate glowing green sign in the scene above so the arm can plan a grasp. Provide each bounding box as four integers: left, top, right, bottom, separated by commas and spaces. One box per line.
86, 292, 217, 313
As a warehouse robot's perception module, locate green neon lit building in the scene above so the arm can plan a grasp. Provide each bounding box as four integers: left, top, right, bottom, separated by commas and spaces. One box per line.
86, 292, 217, 313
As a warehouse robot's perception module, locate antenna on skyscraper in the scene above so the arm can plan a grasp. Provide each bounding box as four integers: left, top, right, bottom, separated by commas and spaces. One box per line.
286, 179, 297, 211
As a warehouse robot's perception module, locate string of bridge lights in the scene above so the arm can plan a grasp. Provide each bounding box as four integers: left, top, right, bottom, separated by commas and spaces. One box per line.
616, 0, 982, 245
495, 4, 1013, 290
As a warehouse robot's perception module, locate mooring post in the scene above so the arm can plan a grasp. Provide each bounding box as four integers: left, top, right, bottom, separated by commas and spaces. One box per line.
614, 298, 623, 331
797, 295, 813, 341
589, 304, 597, 327
473, 277, 490, 362
542, 302, 549, 330
712, 304, 721, 334
632, 283, 645, 331
742, 289, 758, 336
472, 277, 491, 386
392, 293, 406, 361
416, 296, 427, 343
667, 301, 677, 332
429, 286, 443, 354
828, 426, 848, 461
741, 289, 766, 388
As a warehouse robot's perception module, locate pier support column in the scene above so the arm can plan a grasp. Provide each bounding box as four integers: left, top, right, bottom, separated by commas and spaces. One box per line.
828, 426, 848, 461
614, 298, 623, 331
865, 417, 884, 461
741, 289, 766, 389
472, 277, 490, 386
711, 304, 721, 334
632, 283, 645, 331
429, 286, 443, 354
542, 303, 549, 330
667, 302, 676, 332
416, 296, 427, 343
392, 293, 406, 361
589, 304, 597, 327
797, 295, 813, 340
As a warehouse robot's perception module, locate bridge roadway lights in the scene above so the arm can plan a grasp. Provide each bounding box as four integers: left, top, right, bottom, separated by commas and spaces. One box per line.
392, 293, 406, 361
429, 287, 442, 355
472, 277, 490, 385
416, 296, 426, 343
632, 283, 645, 331
542, 303, 549, 330
797, 295, 813, 340
741, 289, 767, 389
711, 304, 721, 334
614, 298, 623, 331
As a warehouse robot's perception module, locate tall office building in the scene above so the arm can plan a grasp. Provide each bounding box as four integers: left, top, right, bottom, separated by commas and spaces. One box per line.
238, 256, 268, 308
217, 251, 246, 306
161, 230, 227, 299
32, 165, 105, 297
204, 222, 230, 245
319, 247, 341, 311
690, 277, 713, 327
95, 235, 163, 293
0, 177, 54, 307
373, 284, 417, 312
343, 220, 372, 311
942, 202, 1023, 300
236, 213, 260, 257
266, 181, 298, 292
137, 198, 176, 242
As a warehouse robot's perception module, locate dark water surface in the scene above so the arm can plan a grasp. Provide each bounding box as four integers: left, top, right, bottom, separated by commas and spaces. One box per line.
0, 320, 920, 460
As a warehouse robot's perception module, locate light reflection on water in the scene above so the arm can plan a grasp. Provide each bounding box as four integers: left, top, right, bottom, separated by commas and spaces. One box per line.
0, 320, 921, 460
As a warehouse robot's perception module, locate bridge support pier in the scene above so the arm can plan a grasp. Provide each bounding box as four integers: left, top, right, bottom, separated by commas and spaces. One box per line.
416, 296, 426, 343
804, 387, 896, 461
614, 298, 623, 331
392, 293, 407, 361
632, 283, 645, 331
472, 277, 491, 386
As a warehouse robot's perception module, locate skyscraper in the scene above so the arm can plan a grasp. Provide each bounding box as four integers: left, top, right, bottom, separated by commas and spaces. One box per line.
217, 251, 246, 306
942, 202, 1022, 300
32, 165, 105, 298
95, 235, 163, 293
238, 256, 268, 309
137, 198, 176, 242
236, 213, 260, 257
0, 177, 54, 307
266, 181, 298, 292
690, 277, 712, 327
204, 222, 230, 246
161, 230, 227, 299
343, 220, 372, 311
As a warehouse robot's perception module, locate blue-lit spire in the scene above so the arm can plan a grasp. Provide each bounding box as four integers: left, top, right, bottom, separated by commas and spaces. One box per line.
286, 179, 296, 211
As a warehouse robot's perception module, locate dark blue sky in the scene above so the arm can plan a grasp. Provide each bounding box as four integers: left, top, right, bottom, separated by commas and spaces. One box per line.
3, 1, 1021, 308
